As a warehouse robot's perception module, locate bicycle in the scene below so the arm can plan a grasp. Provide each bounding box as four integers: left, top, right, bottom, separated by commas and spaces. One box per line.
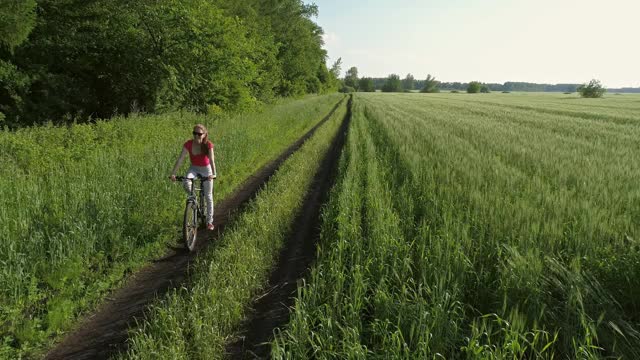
175, 175, 213, 251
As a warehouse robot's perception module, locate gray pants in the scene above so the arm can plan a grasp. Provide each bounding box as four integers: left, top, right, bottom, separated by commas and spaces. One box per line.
183, 166, 214, 224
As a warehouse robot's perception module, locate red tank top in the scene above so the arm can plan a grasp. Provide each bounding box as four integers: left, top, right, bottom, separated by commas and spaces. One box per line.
184, 140, 213, 166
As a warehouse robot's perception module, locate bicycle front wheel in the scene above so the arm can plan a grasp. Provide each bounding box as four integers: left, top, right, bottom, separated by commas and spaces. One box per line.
183, 201, 198, 251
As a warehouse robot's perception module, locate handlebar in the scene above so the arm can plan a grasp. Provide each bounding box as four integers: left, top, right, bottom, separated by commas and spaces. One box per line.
174, 175, 215, 182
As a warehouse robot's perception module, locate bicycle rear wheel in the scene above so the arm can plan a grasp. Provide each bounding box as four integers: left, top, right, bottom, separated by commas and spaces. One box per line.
183, 201, 198, 251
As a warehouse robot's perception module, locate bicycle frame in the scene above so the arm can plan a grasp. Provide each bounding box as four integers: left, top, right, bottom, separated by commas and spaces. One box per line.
183, 177, 208, 217
175, 175, 210, 250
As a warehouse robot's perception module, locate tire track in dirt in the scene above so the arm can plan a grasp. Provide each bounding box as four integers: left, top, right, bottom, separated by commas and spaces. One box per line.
226, 96, 352, 359
44, 96, 346, 360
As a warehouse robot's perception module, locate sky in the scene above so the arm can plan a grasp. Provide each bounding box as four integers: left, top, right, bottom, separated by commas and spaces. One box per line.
306, 0, 640, 88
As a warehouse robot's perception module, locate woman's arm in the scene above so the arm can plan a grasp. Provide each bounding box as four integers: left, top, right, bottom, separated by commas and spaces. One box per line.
170, 148, 188, 180
208, 146, 217, 179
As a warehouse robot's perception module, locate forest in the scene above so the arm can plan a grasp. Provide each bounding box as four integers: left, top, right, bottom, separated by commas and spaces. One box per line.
0, 0, 340, 128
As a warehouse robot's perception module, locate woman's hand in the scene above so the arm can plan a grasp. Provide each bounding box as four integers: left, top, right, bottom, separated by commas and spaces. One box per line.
170, 175, 177, 182
208, 175, 216, 181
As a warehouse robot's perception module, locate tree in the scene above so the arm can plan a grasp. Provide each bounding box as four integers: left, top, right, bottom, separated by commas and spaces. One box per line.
480, 85, 491, 93
0, 0, 37, 50
382, 74, 402, 92
577, 79, 606, 98
329, 58, 342, 87
402, 73, 415, 91
358, 77, 375, 92
329, 57, 342, 81
0, 59, 30, 125
320, 57, 341, 93
0, 0, 37, 124
344, 66, 359, 91
467, 81, 482, 93
420, 74, 440, 93
253, 0, 328, 97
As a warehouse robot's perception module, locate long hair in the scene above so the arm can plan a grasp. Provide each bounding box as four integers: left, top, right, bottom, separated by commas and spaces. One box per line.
194, 124, 212, 154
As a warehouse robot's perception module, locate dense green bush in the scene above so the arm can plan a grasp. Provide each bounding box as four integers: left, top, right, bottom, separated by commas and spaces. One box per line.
358, 77, 376, 92
340, 85, 356, 93
344, 67, 359, 91
420, 74, 440, 93
467, 81, 482, 93
577, 79, 606, 98
382, 74, 402, 92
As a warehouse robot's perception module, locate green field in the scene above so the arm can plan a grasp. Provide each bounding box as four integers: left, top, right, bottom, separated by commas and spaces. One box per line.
2, 91, 639, 359
0, 94, 343, 358
274, 92, 640, 358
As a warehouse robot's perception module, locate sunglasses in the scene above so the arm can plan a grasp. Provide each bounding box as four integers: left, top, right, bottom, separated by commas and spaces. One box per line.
192, 132, 204, 136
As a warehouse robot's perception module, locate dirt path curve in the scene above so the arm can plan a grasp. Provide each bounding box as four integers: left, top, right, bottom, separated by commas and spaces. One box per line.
44, 96, 346, 360
226, 96, 352, 359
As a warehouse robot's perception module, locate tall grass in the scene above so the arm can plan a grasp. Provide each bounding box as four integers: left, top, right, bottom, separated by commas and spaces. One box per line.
0, 93, 343, 358
273, 92, 640, 358
118, 96, 348, 359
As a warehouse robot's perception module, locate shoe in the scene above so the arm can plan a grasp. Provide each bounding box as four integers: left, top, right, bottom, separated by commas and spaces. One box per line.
207, 223, 215, 230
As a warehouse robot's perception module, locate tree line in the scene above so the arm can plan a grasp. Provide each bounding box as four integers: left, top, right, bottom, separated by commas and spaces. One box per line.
337, 68, 640, 95
340, 68, 440, 93
442, 82, 580, 93
0, 0, 340, 128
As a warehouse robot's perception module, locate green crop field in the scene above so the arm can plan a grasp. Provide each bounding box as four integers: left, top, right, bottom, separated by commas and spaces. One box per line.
274, 92, 640, 359
3, 91, 639, 359
0, 94, 343, 358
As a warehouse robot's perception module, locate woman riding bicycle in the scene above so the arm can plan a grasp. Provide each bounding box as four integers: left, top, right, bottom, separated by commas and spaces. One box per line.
170, 124, 217, 230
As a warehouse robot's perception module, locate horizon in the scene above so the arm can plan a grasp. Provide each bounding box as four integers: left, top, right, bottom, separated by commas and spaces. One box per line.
339, 77, 639, 89
307, 0, 640, 89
